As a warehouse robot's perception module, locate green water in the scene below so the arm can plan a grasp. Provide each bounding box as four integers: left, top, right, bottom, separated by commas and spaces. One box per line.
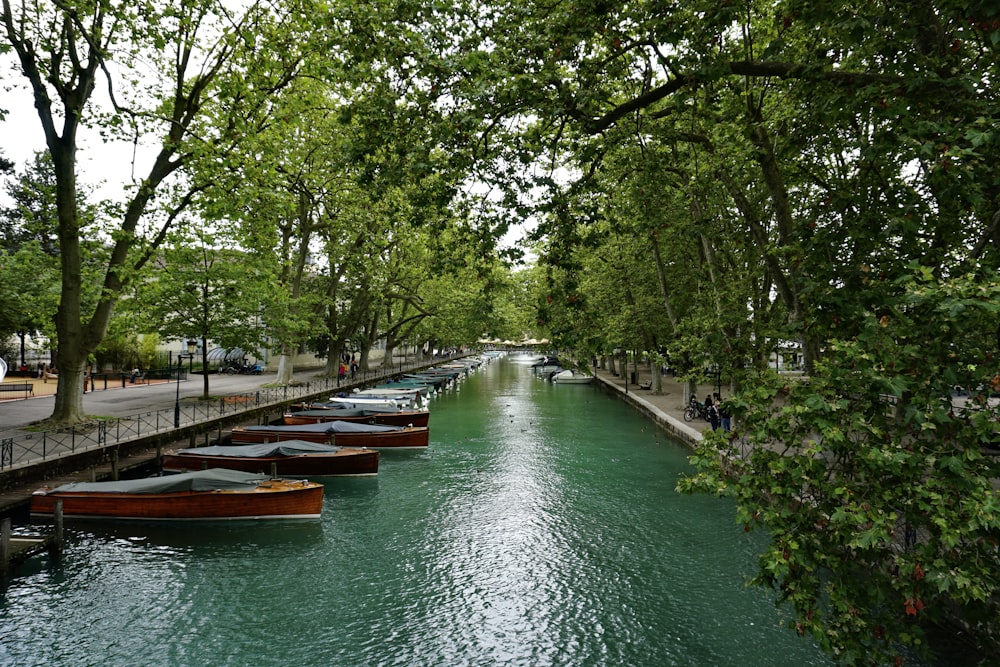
0, 356, 831, 666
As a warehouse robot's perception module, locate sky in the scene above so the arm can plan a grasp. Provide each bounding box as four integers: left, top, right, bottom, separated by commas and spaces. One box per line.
1, 79, 145, 208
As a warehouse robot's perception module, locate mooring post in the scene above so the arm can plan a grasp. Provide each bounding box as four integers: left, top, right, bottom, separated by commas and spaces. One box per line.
271, 462, 277, 478
1, 517, 10, 578
53, 501, 63, 556
112, 449, 119, 481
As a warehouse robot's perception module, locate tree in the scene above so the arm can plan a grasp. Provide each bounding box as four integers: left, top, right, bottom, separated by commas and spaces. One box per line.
134, 229, 269, 398
1, 0, 304, 424
680, 270, 1000, 663
456, 1, 1000, 662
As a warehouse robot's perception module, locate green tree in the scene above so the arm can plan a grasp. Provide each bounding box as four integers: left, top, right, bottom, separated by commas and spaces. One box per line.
134, 230, 269, 398
1, 0, 304, 424
680, 270, 1000, 663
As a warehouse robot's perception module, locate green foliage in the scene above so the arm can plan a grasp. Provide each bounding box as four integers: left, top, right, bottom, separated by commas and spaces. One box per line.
133, 230, 271, 364
679, 271, 1000, 664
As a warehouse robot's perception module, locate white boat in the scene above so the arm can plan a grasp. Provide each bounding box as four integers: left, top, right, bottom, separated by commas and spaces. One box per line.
530, 356, 563, 375
551, 369, 594, 384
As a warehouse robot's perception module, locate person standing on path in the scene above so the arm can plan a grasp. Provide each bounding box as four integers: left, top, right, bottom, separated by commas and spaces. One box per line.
715, 392, 730, 432
707, 393, 721, 430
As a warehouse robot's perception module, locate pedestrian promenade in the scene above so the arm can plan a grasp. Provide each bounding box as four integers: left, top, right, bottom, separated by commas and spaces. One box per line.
590, 365, 714, 448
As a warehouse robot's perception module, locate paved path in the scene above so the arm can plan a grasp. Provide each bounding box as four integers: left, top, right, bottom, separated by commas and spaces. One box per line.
589, 365, 714, 448
0, 373, 277, 436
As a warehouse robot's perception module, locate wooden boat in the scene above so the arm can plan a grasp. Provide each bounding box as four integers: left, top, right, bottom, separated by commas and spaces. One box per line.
282, 407, 430, 428
551, 369, 594, 384
400, 373, 452, 386
161, 441, 379, 477
29, 469, 323, 520
231, 421, 430, 449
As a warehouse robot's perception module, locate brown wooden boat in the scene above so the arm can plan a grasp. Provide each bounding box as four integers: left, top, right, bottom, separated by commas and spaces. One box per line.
282, 408, 429, 428
231, 421, 429, 449
161, 441, 379, 477
30, 469, 323, 520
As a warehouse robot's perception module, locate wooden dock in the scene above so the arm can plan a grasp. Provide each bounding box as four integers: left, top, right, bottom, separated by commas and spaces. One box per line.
1, 507, 62, 579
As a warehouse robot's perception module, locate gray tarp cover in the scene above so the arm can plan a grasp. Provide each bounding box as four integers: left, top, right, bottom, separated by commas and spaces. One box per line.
244, 421, 403, 434
48, 468, 270, 494
177, 442, 341, 458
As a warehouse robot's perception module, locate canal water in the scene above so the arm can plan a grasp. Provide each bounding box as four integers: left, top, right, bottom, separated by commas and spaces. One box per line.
0, 356, 832, 666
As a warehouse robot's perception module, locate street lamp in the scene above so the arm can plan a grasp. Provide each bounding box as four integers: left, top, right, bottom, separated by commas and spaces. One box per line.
174, 353, 194, 428
706, 363, 722, 399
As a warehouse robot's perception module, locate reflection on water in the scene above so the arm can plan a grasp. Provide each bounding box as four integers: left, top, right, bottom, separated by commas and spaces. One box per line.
67, 520, 326, 552
0, 357, 835, 667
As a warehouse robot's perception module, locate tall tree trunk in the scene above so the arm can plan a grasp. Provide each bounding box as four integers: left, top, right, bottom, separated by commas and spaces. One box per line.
276, 346, 295, 385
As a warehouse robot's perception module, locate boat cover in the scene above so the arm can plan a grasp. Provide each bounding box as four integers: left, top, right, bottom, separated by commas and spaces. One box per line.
176, 441, 341, 458
45, 469, 270, 495
243, 421, 404, 433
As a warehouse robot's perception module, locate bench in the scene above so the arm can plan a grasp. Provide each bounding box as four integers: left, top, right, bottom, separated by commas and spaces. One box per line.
0, 383, 34, 397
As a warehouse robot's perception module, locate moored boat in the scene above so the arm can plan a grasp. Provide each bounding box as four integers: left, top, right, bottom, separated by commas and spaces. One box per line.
530, 356, 563, 374
551, 369, 594, 384
282, 407, 430, 428
29, 469, 323, 520
162, 441, 379, 477
351, 388, 425, 408
356, 385, 429, 399
231, 421, 430, 449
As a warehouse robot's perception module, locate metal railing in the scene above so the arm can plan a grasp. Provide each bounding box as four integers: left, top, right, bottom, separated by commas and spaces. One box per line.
0, 354, 471, 472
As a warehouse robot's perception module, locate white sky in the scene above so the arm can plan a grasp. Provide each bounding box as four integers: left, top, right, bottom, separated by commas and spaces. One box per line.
1, 80, 144, 204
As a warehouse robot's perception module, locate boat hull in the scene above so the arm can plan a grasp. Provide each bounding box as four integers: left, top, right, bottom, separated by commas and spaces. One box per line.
231, 426, 430, 449
30, 480, 323, 520
161, 448, 379, 477
282, 410, 430, 428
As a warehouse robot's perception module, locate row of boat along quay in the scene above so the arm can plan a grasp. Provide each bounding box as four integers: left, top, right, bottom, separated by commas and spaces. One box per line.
0, 353, 841, 666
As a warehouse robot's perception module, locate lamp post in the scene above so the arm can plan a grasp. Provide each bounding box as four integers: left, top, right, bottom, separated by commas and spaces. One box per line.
174, 353, 194, 428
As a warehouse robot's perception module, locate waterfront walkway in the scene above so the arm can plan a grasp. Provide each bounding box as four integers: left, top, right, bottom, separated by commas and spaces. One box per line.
590, 365, 711, 449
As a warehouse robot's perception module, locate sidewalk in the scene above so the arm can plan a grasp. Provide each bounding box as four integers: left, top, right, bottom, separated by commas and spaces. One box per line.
0, 373, 271, 436
590, 365, 717, 448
